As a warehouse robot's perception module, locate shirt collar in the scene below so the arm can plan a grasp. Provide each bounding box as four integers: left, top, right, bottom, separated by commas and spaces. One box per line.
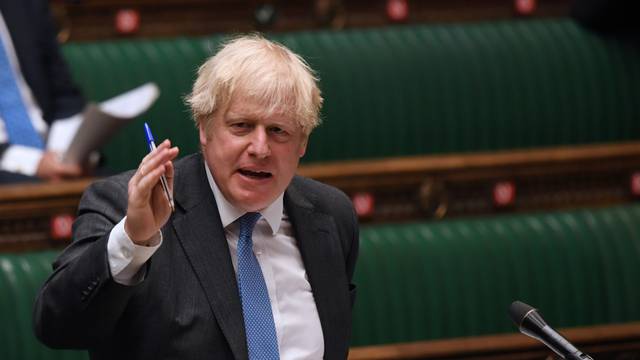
205, 163, 283, 235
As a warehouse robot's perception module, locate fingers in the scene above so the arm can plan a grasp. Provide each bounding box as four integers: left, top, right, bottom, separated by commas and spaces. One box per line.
124, 140, 179, 243
136, 153, 176, 194
165, 156, 176, 193
57, 163, 83, 177
137, 163, 169, 194
137, 140, 171, 177
130, 140, 179, 201
134, 140, 177, 182
139, 139, 172, 165
38, 152, 84, 181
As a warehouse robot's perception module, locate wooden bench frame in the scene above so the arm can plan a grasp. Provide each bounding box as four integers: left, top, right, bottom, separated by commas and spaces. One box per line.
0, 178, 92, 251
349, 322, 640, 359
2, 141, 640, 250
299, 141, 640, 223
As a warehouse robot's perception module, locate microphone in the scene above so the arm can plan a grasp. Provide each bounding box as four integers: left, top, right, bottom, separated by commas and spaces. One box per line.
509, 301, 594, 360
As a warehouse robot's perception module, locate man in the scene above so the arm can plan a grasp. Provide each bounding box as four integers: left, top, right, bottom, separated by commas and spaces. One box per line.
34, 35, 359, 359
0, 0, 86, 183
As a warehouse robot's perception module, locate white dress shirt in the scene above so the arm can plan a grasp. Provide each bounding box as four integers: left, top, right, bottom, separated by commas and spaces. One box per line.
0, 12, 47, 175
107, 163, 324, 359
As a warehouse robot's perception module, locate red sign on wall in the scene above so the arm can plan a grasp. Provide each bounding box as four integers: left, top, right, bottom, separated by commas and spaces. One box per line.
115, 9, 140, 34
630, 172, 640, 196
386, 0, 409, 22
50, 214, 75, 240
352, 192, 375, 217
493, 181, 516, 207
514, 0, 536, 16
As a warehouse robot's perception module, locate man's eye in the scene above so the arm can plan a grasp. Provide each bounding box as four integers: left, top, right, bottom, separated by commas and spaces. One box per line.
231, 122, 251, 129
270, 127, 286, 135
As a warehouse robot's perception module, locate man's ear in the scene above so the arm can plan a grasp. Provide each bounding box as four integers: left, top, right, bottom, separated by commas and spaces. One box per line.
198, 122, 208, 147
298, 135, 308, 158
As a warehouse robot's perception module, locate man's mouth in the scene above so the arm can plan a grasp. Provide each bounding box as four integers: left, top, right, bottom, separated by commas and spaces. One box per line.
238, 169, 273, 179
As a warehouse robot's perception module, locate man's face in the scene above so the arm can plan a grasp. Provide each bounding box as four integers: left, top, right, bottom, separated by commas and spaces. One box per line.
200, 93, 308, 211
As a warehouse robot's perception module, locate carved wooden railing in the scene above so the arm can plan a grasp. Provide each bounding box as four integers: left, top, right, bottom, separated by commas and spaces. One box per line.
2, 141, 640, 250
298, 141, 640, 223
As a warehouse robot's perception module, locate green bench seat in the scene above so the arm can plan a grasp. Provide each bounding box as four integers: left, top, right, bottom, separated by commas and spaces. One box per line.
3, 204, 640, 357
62, 18, 640, 172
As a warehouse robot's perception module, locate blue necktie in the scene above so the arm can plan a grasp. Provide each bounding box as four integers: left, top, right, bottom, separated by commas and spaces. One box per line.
237, 212, 279, 360
0, 38, 44, 149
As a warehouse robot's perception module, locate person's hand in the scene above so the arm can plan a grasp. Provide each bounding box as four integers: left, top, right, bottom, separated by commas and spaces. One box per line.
36, 151, 83, 181
124, 140, 179, 246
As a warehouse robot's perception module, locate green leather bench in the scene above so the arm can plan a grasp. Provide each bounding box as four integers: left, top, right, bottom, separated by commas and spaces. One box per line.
3, 204, 640, 358
351, 204, 640, 346
0, 252, 87, 359
62, 18, 640, 172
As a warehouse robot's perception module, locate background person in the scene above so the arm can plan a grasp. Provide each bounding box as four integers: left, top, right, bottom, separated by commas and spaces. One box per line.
0, 0, 86, 183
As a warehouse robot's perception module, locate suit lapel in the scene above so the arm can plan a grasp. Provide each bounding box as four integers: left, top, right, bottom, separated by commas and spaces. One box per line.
170, 154, 247, 360
285, 181, 344, 359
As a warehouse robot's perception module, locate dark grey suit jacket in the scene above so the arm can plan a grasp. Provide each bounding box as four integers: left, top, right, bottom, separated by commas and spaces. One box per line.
33, 153, 359, 359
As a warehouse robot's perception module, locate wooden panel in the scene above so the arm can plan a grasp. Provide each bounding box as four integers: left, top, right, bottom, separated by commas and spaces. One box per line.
2, 141, 639, 249
297, 142, 640, 223
349, 322, 640, 359
51, 0, 571, 42
0, 179, 92, 251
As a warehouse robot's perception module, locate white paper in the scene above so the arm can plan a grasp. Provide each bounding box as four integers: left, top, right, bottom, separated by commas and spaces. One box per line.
54, 82, 160, 164
46, 113, 83, 153
99, 82, 160, 118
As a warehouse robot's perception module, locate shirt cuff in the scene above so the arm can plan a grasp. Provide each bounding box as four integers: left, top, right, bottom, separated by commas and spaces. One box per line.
0, 145, 43, 176
107, 216, 163, 286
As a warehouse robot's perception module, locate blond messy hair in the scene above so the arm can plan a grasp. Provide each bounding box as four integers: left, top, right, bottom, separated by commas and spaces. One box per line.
185, 34, 323, 136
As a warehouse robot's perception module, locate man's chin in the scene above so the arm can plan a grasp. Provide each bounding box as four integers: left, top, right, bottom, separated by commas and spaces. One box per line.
231, 191, 277, 212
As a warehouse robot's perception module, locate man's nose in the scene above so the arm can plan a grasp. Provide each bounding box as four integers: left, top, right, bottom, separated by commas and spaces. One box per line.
248, 128, 271, 158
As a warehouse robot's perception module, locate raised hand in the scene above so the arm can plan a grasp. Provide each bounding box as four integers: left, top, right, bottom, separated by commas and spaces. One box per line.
124, 139, 179, 245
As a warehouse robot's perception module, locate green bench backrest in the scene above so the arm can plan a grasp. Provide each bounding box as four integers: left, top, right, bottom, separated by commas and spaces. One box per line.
352, 204, 640, 346
63, 19, 640, 172
0, 252, 88, 360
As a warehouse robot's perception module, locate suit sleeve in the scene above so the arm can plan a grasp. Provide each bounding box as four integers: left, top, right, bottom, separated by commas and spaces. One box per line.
35, 0, 85, 120
33, 176, 140, 349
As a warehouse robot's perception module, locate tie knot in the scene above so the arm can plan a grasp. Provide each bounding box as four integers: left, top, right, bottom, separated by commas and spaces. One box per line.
239, 212, 261, 238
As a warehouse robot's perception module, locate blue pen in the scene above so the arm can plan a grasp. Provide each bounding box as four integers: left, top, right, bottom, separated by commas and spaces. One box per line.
144, 122, 175, 212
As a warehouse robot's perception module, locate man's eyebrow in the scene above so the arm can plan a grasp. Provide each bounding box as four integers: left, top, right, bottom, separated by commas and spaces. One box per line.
225, 115, 253, 122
